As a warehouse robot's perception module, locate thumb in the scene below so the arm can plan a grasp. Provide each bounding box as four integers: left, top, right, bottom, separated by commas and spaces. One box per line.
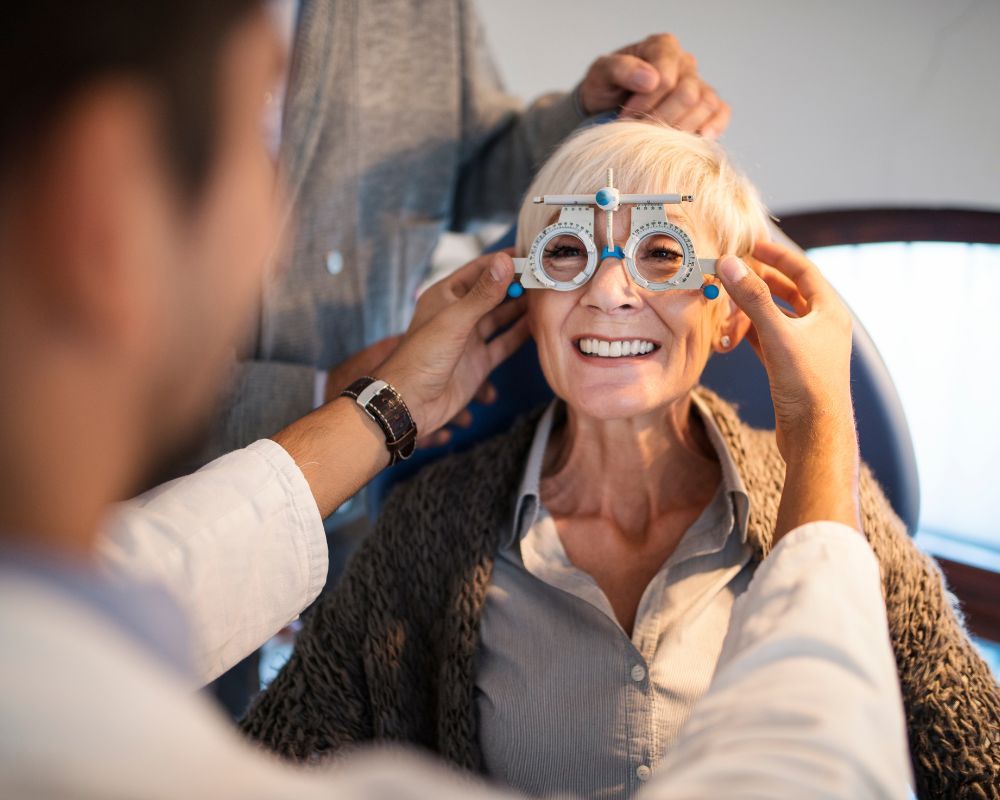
595, 53, 660, 94
717, 256, 782, 330
451, 252, 514, 329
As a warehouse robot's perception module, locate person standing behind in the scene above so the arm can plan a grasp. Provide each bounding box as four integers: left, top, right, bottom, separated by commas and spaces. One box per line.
203, 0, 731, 492
200, 0, 735, 713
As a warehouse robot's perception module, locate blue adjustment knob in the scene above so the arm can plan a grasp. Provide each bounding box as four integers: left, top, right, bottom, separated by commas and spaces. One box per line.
702, 284, 720, 300
507, 282, 524, 298
595, 188, 613, 207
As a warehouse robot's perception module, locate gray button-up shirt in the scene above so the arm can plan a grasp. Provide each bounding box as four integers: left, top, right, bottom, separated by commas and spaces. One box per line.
475, 396, 753, 799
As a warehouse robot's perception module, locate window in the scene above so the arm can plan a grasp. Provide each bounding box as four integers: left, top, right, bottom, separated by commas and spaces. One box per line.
806, 241, 1000, 559
782, 209, 1000, 668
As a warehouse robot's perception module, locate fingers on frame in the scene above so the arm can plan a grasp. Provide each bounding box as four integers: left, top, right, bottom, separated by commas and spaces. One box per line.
755, 265, 810, 316
446, 253, 498, 298
752, 240, 829, 303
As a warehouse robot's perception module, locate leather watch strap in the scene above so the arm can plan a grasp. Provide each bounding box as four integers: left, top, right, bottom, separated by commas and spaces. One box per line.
341, 376, 417, 465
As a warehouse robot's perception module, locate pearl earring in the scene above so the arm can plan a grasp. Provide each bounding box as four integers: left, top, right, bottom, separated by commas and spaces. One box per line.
720, 335, 731, 349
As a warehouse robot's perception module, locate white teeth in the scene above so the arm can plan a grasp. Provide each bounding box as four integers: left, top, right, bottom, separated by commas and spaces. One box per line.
577, 338, 656, 358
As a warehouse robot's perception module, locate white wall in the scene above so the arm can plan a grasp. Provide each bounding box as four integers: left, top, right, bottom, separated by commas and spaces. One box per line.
475, 0, 1000, 215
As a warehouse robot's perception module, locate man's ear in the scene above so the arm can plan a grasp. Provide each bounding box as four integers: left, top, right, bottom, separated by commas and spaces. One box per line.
23, 83, 171, 347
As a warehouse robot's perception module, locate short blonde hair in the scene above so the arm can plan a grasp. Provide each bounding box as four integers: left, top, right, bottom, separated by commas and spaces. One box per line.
517, 121, 769, 258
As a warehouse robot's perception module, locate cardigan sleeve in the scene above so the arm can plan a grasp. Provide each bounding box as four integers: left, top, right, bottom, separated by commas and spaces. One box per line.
239, 531, 379, 760
449, 0, 585, 230
859, 467, 1000, 799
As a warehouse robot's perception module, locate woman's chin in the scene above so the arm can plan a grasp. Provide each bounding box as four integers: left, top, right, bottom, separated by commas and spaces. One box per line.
562, 386, 668, 421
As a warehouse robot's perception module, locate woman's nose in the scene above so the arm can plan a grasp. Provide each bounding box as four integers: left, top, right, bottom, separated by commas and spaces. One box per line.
580, 256, 640, 313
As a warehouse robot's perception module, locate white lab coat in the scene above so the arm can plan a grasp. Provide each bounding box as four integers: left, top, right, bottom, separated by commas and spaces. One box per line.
0, 440, 913, 799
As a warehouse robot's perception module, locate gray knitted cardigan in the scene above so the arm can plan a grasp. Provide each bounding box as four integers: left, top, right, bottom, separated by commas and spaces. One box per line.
242, 387, 1000, 799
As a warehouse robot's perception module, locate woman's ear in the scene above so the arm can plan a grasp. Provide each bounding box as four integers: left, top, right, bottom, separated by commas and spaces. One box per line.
715, 293, 751, 352
711, 282, 752, 353
712, 252, 765, 352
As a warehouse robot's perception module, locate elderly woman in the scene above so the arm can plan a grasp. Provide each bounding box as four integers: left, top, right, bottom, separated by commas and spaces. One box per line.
242, 122, 999, 799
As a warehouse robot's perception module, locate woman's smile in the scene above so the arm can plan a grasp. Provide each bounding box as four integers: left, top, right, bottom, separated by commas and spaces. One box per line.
573, 335, 662, 362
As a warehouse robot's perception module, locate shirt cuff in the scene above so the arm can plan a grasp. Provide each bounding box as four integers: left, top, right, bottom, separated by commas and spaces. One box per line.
245, 439, 328, 609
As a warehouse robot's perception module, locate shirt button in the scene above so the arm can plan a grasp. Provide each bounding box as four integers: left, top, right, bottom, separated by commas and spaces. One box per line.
325, 249, 343, 275
636, 764, 651, 782
630, 664, 646, 682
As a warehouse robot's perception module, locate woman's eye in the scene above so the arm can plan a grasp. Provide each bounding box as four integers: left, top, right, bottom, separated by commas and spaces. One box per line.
645, 248, 683, 261
541, 235, 589, 279
545, 247, 583, 262
545, 246, 583, 259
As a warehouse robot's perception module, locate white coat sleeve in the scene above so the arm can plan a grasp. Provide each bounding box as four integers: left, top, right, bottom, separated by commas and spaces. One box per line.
643, 521, 914, 799
98, 439, 328, 686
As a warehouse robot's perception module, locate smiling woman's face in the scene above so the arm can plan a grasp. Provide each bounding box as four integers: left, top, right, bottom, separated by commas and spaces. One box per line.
528, 205, 726, 421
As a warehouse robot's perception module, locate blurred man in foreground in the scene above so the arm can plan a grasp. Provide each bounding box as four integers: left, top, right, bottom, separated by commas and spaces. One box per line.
0, 2, 910, 798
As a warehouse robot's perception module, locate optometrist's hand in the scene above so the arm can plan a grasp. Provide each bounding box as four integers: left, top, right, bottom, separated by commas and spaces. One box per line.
405, 251, 523, 446
271, 254, 527, 519
717, 241, 861, 539
379, 252, 528, 437
322, 252, 523, 446
578, 34, 731, 139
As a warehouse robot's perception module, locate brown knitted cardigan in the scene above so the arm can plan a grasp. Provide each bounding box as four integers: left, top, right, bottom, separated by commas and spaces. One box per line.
242, 387, 1000, 799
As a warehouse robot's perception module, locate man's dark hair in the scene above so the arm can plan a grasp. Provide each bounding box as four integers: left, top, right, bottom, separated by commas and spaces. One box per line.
1, 0, 263, 196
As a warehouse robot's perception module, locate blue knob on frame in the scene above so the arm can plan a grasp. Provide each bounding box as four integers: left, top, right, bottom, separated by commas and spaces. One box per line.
507, 281, 524, 299
702, 283, 720, 300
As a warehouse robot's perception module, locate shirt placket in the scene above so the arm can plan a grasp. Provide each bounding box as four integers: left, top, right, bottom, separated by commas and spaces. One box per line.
625, 575, 667, 793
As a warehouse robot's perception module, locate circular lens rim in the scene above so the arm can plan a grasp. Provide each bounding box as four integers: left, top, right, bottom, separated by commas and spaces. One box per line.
623, 221, 698, 291
529, 221, 598, 291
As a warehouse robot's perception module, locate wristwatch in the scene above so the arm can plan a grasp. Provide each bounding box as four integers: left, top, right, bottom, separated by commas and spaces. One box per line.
341, 376, 418, 465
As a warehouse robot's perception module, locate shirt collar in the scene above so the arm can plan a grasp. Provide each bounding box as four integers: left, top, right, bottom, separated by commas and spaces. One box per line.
508, 394, 750, 549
